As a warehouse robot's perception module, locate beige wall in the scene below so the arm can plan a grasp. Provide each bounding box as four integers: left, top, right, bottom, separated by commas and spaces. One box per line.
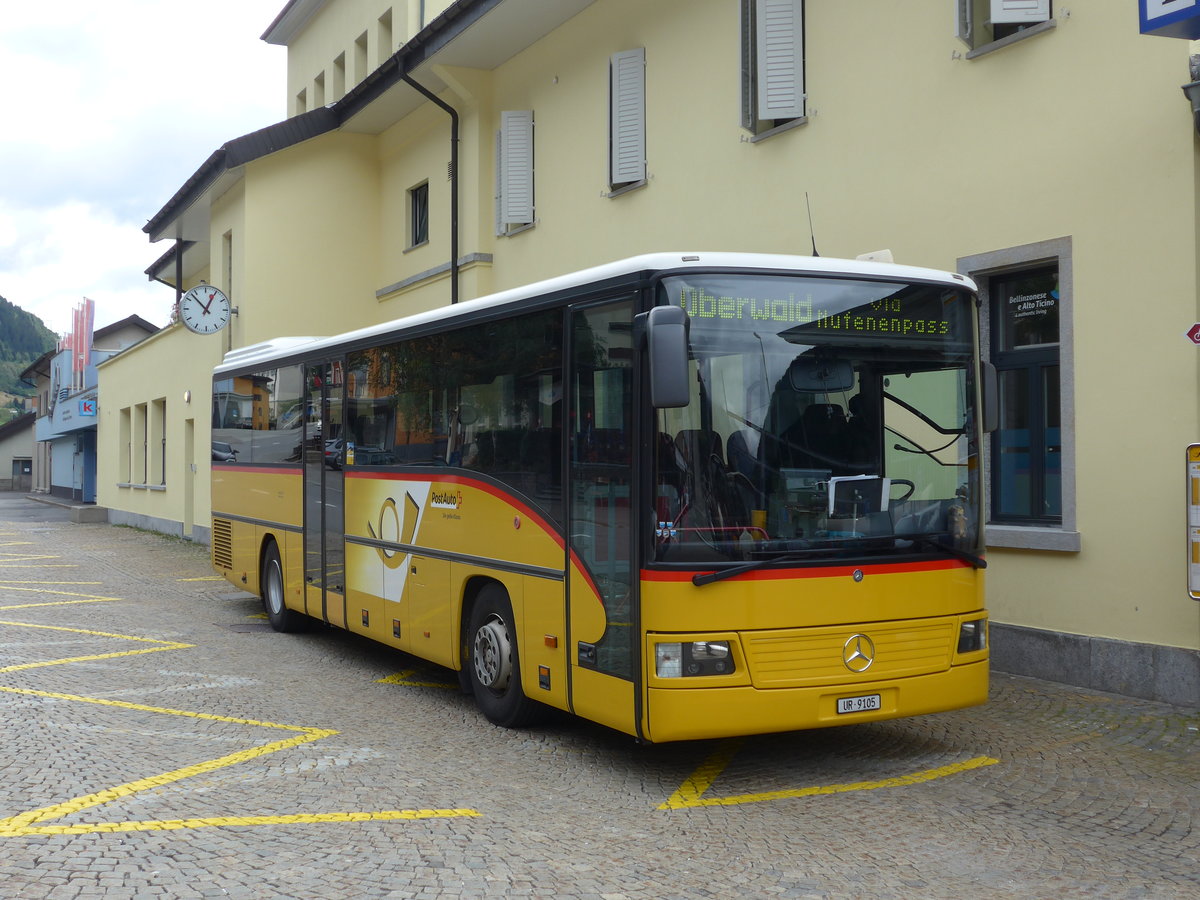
116, 0, 1200, 661
97, 326, 223, 539
286, 0, 453, 114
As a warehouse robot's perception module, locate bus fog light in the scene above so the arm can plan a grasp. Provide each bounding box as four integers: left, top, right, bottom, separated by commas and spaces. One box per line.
656, 640, 736, 677
958, 619, 987, 654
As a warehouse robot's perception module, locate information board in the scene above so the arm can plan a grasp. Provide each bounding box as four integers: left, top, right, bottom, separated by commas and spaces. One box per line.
1140, 0, 1200, 39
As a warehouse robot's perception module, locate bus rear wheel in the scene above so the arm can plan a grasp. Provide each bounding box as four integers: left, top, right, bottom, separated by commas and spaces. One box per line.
262, 541, 307, 633
467, 584, 542, 728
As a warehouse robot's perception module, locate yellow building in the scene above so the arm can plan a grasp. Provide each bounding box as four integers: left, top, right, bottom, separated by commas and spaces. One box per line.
99, 0, 1200, 706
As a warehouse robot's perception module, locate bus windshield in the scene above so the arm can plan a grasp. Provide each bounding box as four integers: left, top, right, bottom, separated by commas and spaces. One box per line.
654, 272, 981, 565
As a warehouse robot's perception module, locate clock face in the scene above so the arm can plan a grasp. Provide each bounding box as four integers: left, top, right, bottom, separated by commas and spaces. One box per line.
179, 285, 231, 334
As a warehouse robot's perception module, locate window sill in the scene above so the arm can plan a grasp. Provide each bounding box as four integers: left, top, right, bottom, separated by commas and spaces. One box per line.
965, 19, 1056, 60
117, 482, 167, 492
606, 179, 647, 199
747, 116, 807, 144
986, 524, 1080, 552
403, 240, 429, 254
498, 221, 536, 238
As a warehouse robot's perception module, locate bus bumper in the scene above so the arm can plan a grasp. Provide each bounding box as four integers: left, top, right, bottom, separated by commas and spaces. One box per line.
643, 659, 989, 742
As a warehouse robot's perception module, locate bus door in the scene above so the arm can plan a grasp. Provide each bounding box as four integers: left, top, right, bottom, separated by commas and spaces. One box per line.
304, 360, 347, 627
567, 298, 639, 736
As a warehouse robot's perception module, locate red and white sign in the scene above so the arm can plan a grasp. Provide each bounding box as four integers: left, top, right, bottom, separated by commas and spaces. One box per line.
1186, 323, 1200, 345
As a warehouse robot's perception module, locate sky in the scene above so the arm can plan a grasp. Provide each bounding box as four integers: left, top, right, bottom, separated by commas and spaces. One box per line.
0, 0, 287, 337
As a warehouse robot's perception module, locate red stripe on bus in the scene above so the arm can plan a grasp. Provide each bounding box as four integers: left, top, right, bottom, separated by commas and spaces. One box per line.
640, 558, 972, 583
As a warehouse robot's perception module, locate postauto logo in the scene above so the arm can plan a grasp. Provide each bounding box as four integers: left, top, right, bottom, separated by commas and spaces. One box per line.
430, 488, 463, 510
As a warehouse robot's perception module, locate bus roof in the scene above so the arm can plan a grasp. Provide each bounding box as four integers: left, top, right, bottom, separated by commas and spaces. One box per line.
215, 251, 977, 375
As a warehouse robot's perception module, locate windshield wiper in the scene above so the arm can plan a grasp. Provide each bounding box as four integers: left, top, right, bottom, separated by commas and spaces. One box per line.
692, 552, 812, 587
692, 533, 985, 587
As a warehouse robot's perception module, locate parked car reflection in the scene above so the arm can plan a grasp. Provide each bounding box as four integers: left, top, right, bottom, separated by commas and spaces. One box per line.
212, 441, 238, 462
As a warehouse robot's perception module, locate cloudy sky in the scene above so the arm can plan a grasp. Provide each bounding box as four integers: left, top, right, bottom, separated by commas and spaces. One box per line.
0, 1, 287, 337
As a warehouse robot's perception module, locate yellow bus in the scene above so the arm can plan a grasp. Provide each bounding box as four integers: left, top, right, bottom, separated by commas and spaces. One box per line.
210, 253, 991, 742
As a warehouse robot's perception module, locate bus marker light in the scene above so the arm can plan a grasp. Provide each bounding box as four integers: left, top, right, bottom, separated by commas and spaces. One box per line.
513, 516, 521, 529
544, 634, 558, 648
957, 619, 987, 654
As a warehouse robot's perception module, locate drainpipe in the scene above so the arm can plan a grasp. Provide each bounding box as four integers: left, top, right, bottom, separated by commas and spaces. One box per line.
175, 238, 183, 309
401, 74, 460, 304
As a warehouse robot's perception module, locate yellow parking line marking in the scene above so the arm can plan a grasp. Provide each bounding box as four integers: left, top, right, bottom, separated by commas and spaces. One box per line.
659, 741, 999, 809
377, 669, 457, 689
0, 617, 481, 834
12, 809, 482, 835
0, 620, 191, 673
0, 588, 117, 603
0, 599, 116, 611
0, 581, 103, 585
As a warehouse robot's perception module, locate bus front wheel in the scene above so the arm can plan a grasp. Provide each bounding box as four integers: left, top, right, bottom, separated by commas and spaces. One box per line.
261, 541, 307, 633
467, 584, 542, 728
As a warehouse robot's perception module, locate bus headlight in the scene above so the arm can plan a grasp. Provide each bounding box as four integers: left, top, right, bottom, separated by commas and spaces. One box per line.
655, 641, 735, 677
957, 618, 987, 654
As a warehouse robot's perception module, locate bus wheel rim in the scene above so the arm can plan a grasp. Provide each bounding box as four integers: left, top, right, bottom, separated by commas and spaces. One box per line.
266, 563, 284, 615
473, 615, 511, 691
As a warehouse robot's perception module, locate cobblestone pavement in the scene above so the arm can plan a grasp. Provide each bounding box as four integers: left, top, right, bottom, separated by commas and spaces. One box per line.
0, 497, 1196, 899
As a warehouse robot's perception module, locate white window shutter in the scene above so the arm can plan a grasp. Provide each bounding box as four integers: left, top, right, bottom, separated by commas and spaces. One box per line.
494, 131, 503, 235
755, 0, 805, 121
610, 48, 646, 186
956, 0, 973, 46
991, 0, 1051, 24
500, 110, 534, 225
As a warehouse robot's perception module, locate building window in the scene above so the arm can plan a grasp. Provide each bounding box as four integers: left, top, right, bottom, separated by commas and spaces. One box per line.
133, 403, 148, 485
333, 52, 346, 101
991, 267, 1059, 524
377, 9, 393, 67
959, 237, 1079, 552
609, 48, 646, 191
119, 407, 131, 483
408, 182, 429, 248
355, 32, 369, 85
741, 0, 805, 138
150, 398, 166, 486
296, 88, 307, 116
957, 0, 1053, 56
496, 110, 534, 234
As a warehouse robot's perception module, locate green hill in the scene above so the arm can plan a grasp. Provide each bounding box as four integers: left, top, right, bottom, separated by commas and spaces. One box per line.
0, 294, 57, 399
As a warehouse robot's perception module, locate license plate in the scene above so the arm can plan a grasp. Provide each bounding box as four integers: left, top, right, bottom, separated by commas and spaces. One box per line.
837, 693, 881, 714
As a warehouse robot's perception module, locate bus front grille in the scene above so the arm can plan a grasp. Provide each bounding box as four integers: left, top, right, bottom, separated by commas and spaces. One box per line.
742, 619, 956, 688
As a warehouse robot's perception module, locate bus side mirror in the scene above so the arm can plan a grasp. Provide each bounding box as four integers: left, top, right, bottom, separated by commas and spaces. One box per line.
645, 305, 691, 408
980, 360, 999, 434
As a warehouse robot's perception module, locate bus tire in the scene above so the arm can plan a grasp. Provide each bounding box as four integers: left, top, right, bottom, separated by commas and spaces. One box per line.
261, 541, 307, 633
467, 584, 542, 728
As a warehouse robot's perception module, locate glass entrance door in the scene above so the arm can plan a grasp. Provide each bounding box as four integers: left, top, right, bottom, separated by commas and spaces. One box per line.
568, 299, 637, 685
304, 361, 346, 627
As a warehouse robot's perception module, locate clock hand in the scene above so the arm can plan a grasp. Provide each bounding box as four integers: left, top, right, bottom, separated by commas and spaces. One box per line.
200, 292, 214, 314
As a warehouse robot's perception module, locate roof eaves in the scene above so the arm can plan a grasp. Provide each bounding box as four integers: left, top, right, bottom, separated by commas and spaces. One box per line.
18, 350, 55, 382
